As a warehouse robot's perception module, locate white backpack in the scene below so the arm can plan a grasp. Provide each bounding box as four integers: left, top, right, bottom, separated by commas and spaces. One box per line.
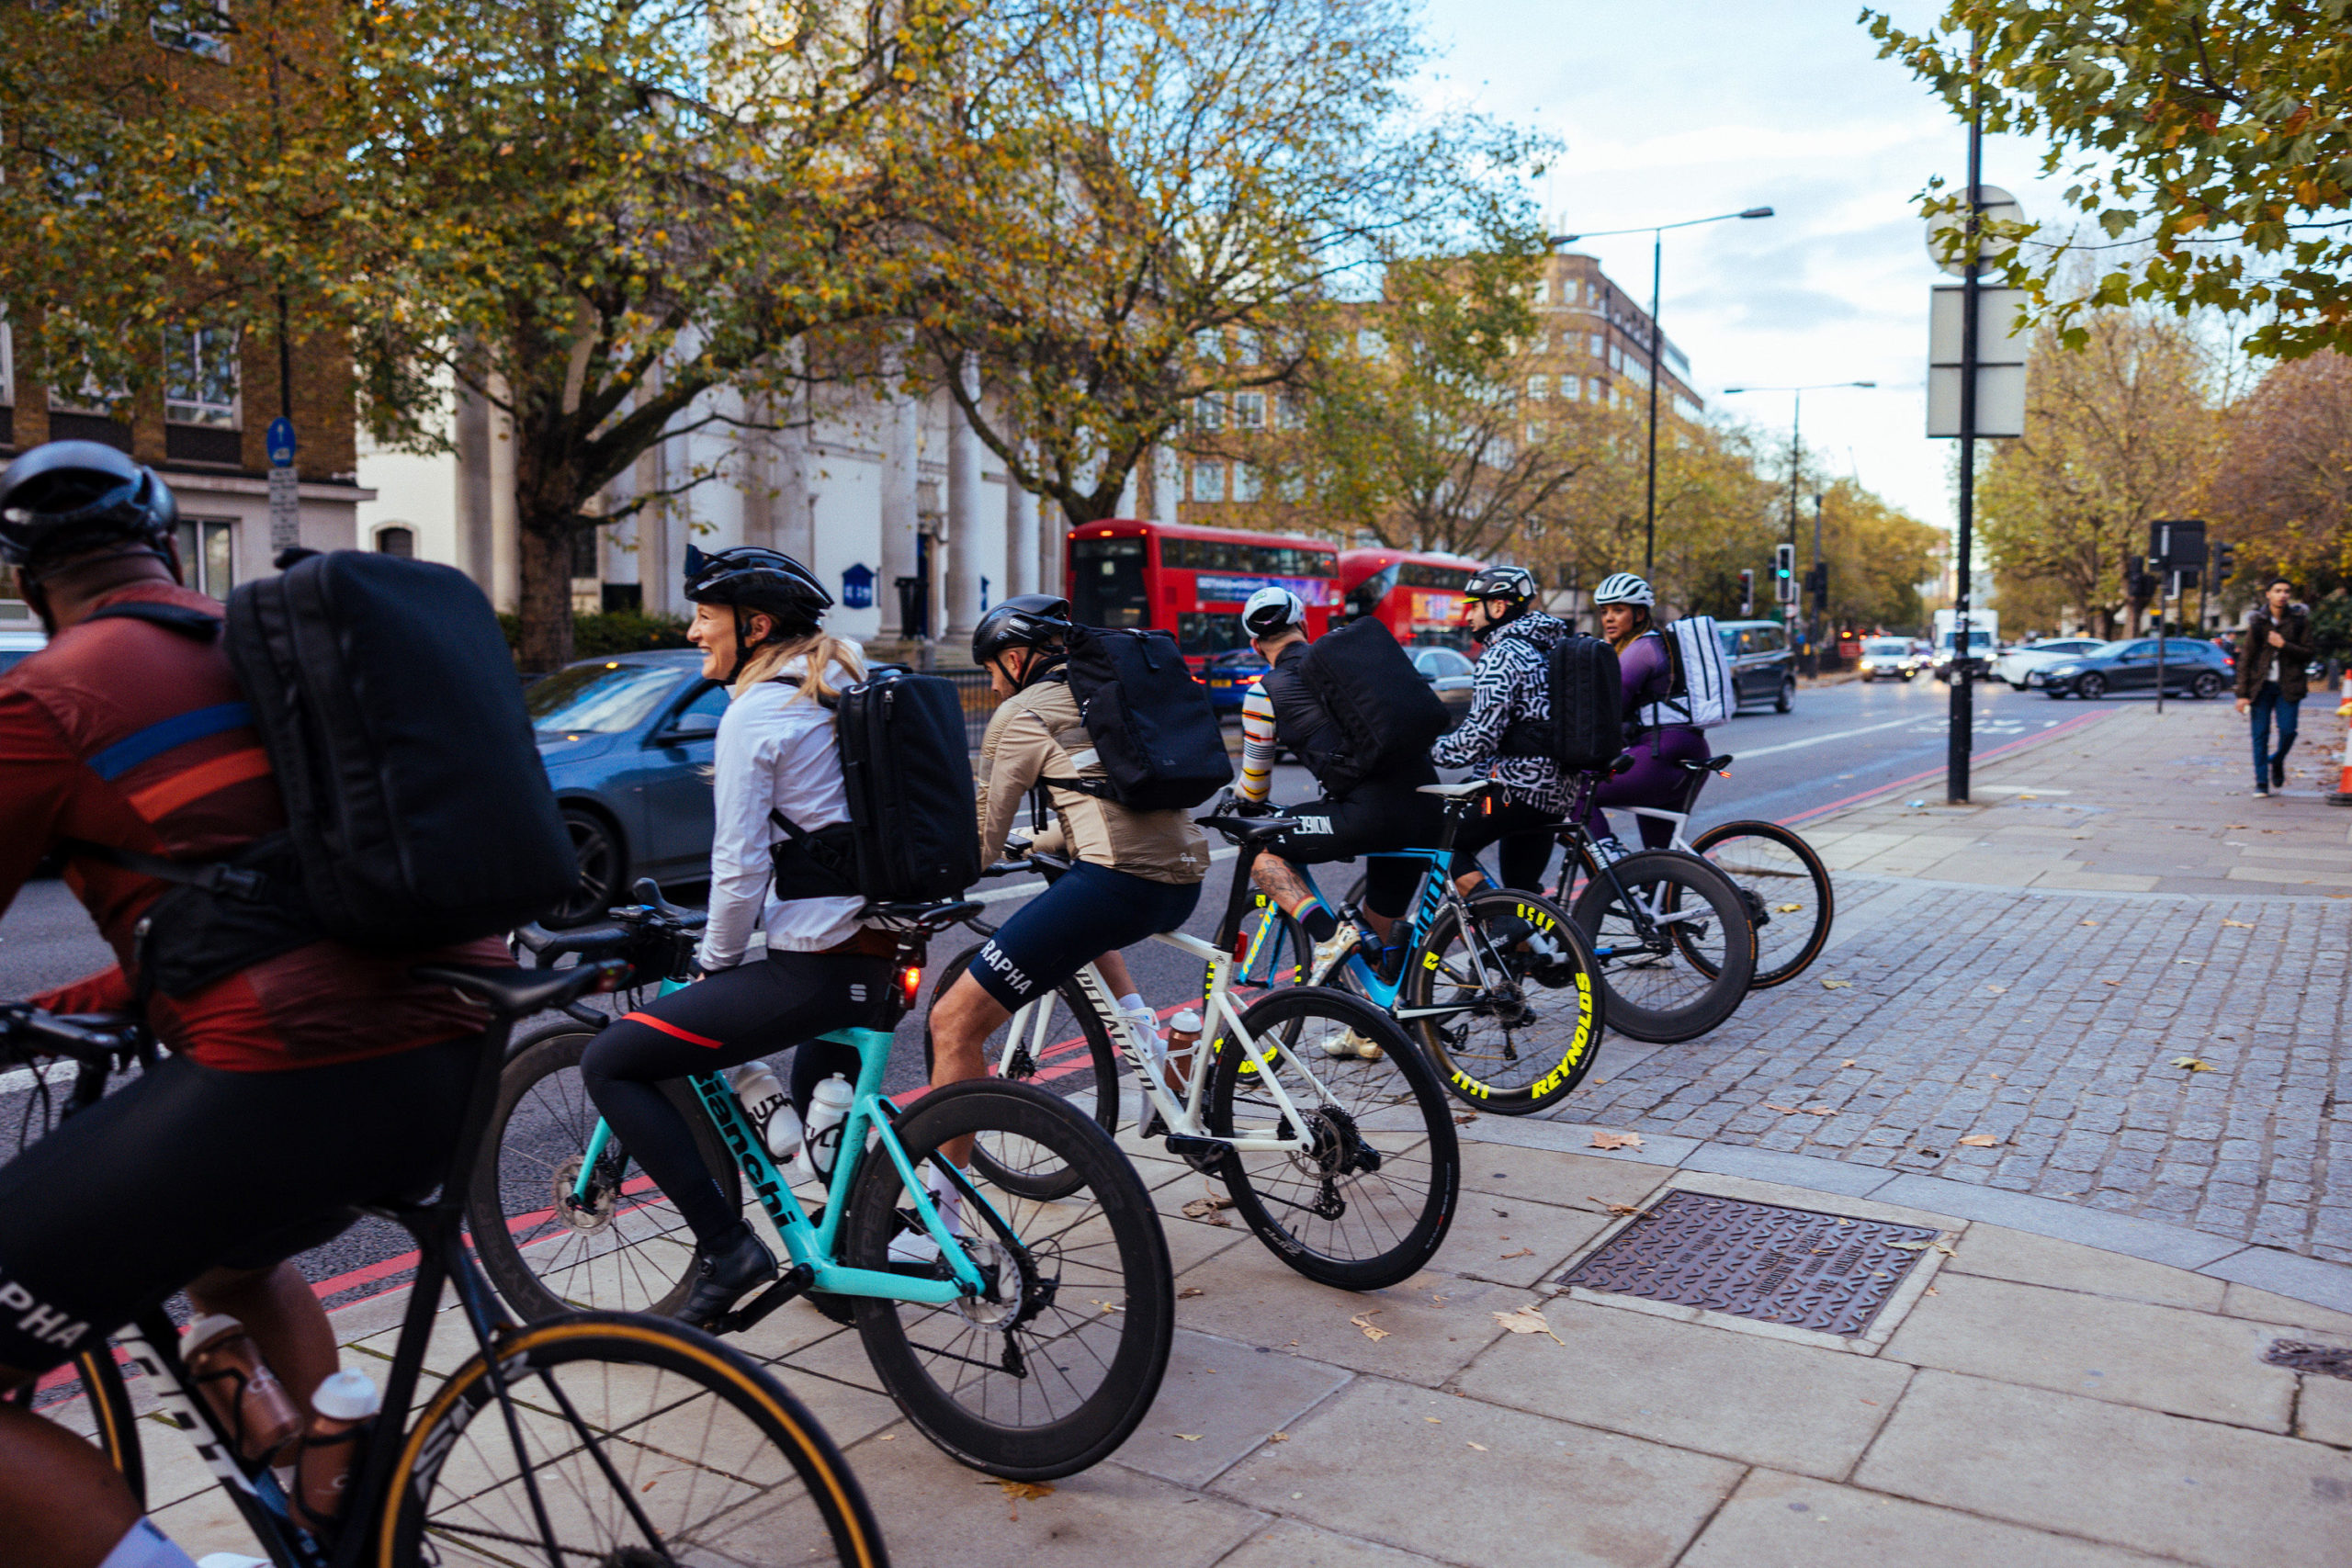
1639, 616, 1735, 729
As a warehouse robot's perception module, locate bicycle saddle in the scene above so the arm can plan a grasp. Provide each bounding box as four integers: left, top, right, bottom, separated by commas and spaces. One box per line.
1416, 781, 1496, 797
1677, 754, 1735, 773
1197, 813, 1302, 845
413, 960, 626, 1017
863, 899, 987, 932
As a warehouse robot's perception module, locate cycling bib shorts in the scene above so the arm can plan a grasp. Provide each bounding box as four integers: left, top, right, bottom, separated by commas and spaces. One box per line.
970, 860, 1201, 1010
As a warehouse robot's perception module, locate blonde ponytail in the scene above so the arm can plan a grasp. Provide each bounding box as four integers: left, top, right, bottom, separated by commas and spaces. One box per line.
733, 631, 865, 702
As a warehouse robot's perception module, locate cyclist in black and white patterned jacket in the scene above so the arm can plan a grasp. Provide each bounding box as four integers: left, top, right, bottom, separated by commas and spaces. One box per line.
1430, 565, 1573, 890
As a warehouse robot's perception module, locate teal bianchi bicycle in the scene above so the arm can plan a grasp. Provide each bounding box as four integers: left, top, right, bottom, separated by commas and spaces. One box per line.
468, 882, 1174, 1483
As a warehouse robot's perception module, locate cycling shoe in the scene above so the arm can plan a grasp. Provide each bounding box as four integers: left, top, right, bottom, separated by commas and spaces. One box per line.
677, 1227, 776, 1329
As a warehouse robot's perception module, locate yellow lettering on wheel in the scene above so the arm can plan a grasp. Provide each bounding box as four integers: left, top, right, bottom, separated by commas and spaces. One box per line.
1449, 1072, 1490, 1099
1423, 950, 1441, 970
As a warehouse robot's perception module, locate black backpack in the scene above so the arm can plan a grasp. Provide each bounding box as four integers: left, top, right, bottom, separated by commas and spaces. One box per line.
1296, 618, 1452, 794
1501, 633, 1623, 770
1050, 626, 1231, 811
79, 551, 578, 994
769, 669, 981, 904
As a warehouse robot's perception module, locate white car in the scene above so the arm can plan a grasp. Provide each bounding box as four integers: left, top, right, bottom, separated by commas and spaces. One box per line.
1856, 637, 1920, 682
1990, 637, 2106, 690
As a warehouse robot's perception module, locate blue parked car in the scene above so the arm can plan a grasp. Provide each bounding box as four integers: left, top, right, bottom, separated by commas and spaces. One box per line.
2026, 637, 2232, 701
527, 650, 728, 923
1200, 646, 1272, 713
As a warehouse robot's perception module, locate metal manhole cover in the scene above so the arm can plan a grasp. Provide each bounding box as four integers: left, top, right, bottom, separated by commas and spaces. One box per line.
1558, 1190, 1939, 1337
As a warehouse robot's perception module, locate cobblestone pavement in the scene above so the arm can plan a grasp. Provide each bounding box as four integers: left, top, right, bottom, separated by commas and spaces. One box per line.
1558, 696, 2352, 1265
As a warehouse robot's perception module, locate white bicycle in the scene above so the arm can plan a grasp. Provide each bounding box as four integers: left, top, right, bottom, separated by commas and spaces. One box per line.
923, 815, 1461, 1292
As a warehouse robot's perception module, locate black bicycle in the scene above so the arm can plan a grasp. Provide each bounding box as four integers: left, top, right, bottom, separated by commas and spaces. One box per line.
2, 968, 889, 1568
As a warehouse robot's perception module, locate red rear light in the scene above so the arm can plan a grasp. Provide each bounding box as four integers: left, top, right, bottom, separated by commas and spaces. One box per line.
899, 966, 922, 1007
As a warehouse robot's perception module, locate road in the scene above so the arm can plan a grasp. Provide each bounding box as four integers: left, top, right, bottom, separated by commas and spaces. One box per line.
0, 672, 2199, 1302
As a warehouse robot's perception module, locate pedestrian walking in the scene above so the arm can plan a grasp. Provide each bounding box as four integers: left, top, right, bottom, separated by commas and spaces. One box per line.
2234, 577, 2313, 795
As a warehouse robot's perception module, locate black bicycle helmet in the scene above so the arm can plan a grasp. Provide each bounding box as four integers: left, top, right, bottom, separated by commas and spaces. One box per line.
0, 441, 180, 576
683, 544, 831, 681
972, 593, 1072, 666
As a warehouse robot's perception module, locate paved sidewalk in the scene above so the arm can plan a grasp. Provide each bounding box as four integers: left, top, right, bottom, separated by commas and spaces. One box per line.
135, 1117, 2352, 1568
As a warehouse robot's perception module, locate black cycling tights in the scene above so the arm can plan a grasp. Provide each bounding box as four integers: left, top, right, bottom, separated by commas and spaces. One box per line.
0, 1035, 480, 1375
580, 950, 894, 1249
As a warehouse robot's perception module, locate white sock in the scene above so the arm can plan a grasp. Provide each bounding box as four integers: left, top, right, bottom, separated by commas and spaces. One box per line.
99, 1521, 199, 1568
1116, 992, 1149, 1019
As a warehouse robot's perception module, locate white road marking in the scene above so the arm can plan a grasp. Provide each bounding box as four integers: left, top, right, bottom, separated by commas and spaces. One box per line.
0, 1058, 80, 1097
1728, 716, 1933, 760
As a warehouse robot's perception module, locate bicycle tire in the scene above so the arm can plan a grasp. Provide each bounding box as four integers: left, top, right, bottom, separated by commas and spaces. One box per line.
382, 1312, 888, 1568
1569, 850, 1755, 1043
6, 1347, 144, 1509
842, 1078, 1172, 1481
922, 944, 1120, 1201
1687, 820, 1836, 988
467, 1021, 740, 1321
1204, 985, 1460, 1291
1401, 887, 1605, 1114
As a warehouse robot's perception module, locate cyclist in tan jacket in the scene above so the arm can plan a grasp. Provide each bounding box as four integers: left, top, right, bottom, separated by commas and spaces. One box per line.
930, 596, 1211, 1090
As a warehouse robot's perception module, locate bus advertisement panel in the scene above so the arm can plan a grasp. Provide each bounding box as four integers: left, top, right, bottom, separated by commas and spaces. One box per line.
1067, 519, 1340, 662
1340, 548, 1484, 649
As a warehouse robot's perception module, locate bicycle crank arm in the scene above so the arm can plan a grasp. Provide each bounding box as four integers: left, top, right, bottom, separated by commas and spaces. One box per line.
712, 1262, 817, 1336
1163, 1132, 1238, 1176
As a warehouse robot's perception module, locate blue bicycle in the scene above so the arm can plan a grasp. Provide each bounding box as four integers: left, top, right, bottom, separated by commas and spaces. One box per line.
1237, 782, 1608, 1115
468, 886, 1175, 1483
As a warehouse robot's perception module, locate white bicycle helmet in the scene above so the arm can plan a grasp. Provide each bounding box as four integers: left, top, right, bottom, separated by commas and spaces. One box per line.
1591, 571, 1655, 607
1242, 585, 1307, 638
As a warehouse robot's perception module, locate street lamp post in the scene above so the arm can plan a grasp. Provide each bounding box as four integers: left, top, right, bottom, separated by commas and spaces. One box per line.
1549, 207, 1774, 578
1722, 381, 1875, 668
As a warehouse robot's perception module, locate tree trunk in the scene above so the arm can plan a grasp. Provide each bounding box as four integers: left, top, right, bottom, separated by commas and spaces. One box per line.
516, 517, 576, 672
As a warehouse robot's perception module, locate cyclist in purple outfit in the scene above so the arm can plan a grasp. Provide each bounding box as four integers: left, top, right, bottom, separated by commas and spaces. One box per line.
1577, 572, 1711, 856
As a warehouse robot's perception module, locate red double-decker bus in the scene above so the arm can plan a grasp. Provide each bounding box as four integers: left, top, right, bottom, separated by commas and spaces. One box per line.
1340, 548, 1485, 649
1066, 519, 1341, 660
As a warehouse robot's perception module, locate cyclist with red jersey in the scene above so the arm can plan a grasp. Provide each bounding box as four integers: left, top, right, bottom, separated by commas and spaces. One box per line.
0, 443, 509, 1568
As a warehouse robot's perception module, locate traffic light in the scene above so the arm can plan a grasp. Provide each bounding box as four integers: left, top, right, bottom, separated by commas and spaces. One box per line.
2212, 541, 2236, 586
1806, 561, 1829, 613
1772, 544, 1796, 604
1737, 569, 1754, 616
2126, 555, 2156, 608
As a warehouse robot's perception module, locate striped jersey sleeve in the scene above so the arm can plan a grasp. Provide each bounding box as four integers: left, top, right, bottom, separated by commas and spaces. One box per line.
1238, 679, 1278, 802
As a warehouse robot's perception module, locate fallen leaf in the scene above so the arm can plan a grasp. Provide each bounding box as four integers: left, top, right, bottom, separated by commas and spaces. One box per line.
1175, 1433, 1203, 1441
2222, 919, 2254, 929
1589, 1130, 1644, 1151
1090, 1300, 1122, 1314
1492, 1304, 1565, 1343
1466, 1440, 1489, 1451
879, 1434, 895, 1440
1453, 1111, 1479, 1124
2080, 919, 2098, 926
995, 1478, 1054, 1519
2102, 979, 2122, 987
1841, 1058, 1856, 1067
1178, 1286, 1204, 1300
1181, 1198, 1235, 1225
1351, 1311, 1391, 1342
1776, 903, 1802, 913
1925, 1285, 1939, 1297
1821, 977, 1853, 989
2171, 1055, 2217, 1072
1268, 1432, 1289, 1442
1592, 1198, 1653, 1218
1425, 1416, 1442, 1424
1983, 985, 2007, 995
1498, 1247, 1535, 1259
1956, 1134, 2000, 1147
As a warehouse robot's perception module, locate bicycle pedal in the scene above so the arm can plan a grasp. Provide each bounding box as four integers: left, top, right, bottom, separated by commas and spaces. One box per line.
1164, 1133, 1233, 1174
712, 1262, 815, 1335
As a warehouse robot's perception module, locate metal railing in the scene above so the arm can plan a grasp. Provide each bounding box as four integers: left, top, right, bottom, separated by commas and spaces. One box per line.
932, 668, 1001, 751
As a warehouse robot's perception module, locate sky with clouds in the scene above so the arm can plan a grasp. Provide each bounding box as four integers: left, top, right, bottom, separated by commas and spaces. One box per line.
1418, 0, 2068, 539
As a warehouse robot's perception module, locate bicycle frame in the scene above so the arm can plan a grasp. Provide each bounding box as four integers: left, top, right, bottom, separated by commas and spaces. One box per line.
1252, 851, 1523, 1027
567, 998, 988, 1303
991, 928, 1329, 1155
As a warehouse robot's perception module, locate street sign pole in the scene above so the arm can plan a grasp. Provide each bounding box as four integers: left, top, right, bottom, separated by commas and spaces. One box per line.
1948, 99, 1983, 805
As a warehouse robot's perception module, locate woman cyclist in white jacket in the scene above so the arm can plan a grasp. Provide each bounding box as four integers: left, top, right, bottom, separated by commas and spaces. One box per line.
580, 546, 896, 1329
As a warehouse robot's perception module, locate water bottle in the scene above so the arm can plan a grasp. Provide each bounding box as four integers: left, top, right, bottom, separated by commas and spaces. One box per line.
1161, 1010, 1203, 1096
183, 1314, 304, 1464
293, 1369, 381, 1532
729, 1060, 803, 1161
794, 1075, 855, 1184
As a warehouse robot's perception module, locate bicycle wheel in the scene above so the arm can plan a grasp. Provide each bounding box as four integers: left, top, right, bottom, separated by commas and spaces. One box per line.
922, 944, 1120, 1201
467, 1021, 740, 1321
1569, 850, 1755, 1043
842, 1078, 1171, 1481
1688, 820, 1836, 988
384, 1313, 888, 1568
1204, 985, 1460, 1291
6, 1347, 143, 1509
1401, 887, 1605, 1114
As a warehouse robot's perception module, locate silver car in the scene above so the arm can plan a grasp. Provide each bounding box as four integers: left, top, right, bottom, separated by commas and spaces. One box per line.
1856, 637, 1918, 682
